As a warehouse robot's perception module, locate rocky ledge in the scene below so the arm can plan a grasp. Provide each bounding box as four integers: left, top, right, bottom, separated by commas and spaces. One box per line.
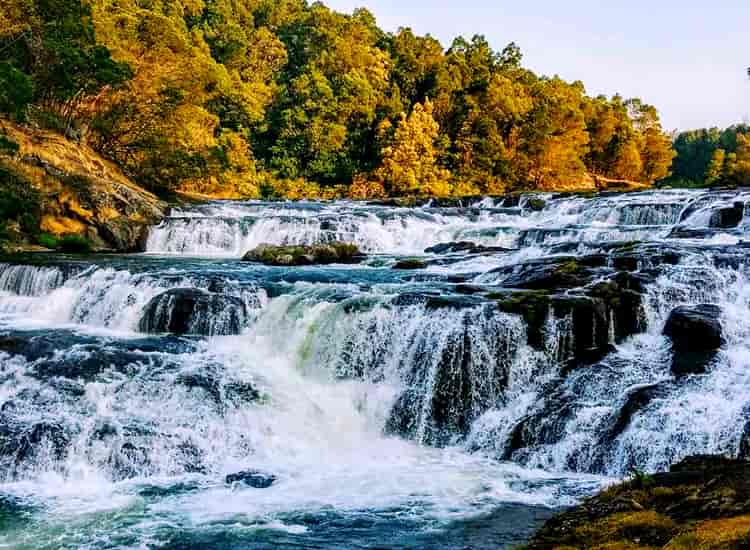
242, 242, 363, 266
526, 455, 750, 549
1, 123, 165, 252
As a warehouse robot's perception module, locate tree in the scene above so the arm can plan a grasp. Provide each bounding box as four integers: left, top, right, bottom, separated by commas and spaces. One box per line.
704, 149, 726, 185
0, 62, 32, 120
375, 99, 451, 196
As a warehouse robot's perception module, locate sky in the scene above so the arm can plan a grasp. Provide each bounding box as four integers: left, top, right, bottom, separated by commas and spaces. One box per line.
324, 0, 749, 132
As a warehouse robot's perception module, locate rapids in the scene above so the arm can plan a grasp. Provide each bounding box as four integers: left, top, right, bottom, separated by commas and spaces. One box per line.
1, 189, 749, 548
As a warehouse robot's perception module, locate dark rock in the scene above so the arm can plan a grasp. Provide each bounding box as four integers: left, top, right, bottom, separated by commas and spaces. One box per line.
424, 241, 513, 255
425, 241, 477, 254
739, 421, 750, 460
110, 442, 151, 481
176, 371, 222, 402
496, 291, 551, 349
96, 219, 152, 253
1, 422, 71, 464
667, 227, 715, 239
664, 305, 724, 376
505, 399, 576, 459
225, 470, 276, 488
174, 441, 206, 474
709, 202, 744, 228
526, 197, 547, 212
242, 242, 363, 266
605, 383, 669, 441
490, 256, 607, 292
224, 381, 261, 403
386, 309, 512, 446
393, 259, 427, 270
139, 288, 248, 336
425, 295, 487, 310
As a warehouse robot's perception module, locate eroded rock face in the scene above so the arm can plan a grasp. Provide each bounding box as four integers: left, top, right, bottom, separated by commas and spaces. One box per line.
139, 289, 248, 336
242, 242, 363, 266
709, 202, 745, 229
664, 304, 724, 376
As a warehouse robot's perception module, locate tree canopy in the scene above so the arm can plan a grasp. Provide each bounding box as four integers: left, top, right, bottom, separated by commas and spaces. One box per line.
664, 125, 750, 187
0, 0, 676, 198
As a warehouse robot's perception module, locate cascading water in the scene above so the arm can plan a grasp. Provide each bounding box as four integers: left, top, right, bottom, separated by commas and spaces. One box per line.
1, 189, 749, 548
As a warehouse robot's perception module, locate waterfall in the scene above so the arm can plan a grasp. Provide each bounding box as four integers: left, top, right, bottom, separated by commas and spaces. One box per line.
1, 188, 749, 547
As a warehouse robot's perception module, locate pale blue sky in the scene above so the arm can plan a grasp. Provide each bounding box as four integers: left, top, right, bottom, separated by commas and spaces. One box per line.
325, 0, 749, 131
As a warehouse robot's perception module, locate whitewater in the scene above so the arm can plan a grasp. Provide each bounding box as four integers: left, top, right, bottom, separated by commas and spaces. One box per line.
0, 189, 749, 548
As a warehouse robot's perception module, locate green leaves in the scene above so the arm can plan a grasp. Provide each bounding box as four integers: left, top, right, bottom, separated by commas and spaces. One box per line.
0, 62, 32, 120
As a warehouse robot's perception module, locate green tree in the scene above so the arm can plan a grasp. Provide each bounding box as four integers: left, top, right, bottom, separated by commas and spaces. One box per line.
0, 62, 32, 120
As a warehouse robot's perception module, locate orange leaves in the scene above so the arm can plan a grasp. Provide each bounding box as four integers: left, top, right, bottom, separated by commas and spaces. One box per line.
375, 99, 452, 197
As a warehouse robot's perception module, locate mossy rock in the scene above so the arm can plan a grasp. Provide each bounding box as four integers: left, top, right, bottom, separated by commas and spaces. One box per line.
526, 197, 547, 212
527, 456, 750, 550
243, 242, 363, 266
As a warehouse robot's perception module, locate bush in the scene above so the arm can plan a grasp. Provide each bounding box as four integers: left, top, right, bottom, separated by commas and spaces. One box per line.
0, 63, 33, 121
57, 235, 92, 253
0, 135, 19, 156
36, 233, 59, 249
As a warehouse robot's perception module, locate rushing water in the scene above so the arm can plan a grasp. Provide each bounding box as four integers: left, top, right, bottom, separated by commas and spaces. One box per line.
1, 190, 750, 548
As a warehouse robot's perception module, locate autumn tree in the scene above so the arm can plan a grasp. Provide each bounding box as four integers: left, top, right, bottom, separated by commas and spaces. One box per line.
375, 99, 451, 196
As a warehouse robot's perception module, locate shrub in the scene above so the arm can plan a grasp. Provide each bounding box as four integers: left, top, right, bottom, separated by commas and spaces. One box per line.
0, 135, 19, 156
58, 234, 92, 253
36, 233, 59, 249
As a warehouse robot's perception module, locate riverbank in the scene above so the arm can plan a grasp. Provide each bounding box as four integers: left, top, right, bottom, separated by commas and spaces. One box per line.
0, 122, 165, 253
526, 455, 750, 549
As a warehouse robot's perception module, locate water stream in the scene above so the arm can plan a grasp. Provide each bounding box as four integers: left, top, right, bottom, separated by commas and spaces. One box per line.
1, 190, 749, 548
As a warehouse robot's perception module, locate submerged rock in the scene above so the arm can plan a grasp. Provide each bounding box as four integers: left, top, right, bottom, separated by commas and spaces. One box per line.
242, 242, 363, 266
393, 258, 428, 270
424, 241, 513, 255
664, 304, 724, 376
225, 470, 276, 488
139, 288, 248, 336
605, 383, 669, 441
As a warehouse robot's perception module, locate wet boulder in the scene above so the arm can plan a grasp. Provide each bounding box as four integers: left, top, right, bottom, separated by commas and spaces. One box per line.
491, 256, 607, 292
393, 258, 428, 270
242, 242, 363, 266
386, 309, 512, 447
604, 383, 669, 442
525, 197, 547, 212
109, 442, 152, 481
225, 470, 276, 488
709, 202, 744, 229
663, 305, 724, 376
740, 421, 750, 460
424, 241, 512, 255
139, 288, 248, 336
0, 421, 70, 466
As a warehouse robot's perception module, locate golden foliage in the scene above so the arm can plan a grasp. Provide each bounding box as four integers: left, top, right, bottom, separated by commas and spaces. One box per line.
375, 99, 452, 197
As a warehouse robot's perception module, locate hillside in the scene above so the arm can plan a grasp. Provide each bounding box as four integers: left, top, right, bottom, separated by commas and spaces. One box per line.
0, 121, 164, 251
0, 0, 674, 203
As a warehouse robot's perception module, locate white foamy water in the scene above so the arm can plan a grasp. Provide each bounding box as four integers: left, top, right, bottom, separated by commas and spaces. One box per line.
2, 189, 750, 547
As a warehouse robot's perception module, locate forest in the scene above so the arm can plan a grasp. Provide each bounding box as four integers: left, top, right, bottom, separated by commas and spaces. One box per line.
664, 125, 750, 188
1, 0, 678, 199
